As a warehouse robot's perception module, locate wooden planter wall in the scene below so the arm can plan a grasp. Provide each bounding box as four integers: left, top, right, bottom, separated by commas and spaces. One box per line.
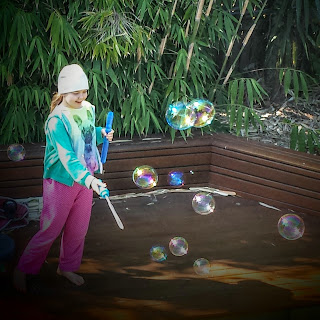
0, 133, 319, 215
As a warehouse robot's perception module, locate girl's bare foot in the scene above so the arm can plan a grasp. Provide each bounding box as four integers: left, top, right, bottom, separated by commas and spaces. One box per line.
13, 267, 27, 293
57, 267, 84, 286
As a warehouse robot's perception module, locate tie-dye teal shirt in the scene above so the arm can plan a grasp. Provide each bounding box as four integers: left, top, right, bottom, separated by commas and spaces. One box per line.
43, 101, 104, 188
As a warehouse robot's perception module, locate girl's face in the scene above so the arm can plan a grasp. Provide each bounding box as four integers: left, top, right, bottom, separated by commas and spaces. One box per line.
62, 90, 88, 109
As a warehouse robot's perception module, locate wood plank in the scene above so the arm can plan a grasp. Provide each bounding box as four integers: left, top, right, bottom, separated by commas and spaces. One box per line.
210, 152, 320, 194
211, 145, 320, 181
0, 185, 43, 199
212, 133, 320, 172
0, 166, 43, 181
210, 167, 320, 209
0, 133, 319, 216
209, 171, 320, 215
102, 153, 211, 173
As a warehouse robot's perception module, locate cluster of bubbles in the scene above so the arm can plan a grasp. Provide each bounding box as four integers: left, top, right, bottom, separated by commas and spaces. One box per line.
132, 166, 216, 216
7, 144, 26, 162
165, 99, 216, 131
150, 236, 211, 276
132, 166, 186, 189
133, 164, 214, 275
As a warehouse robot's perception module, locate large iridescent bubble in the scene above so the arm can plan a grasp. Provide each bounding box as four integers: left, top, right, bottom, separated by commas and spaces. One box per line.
132, 165, 158, 189
150, 245, 167, 262
278, 214, 305, 240
193, 258, 211, 276
165, 101, 196, 130
169, 236, 188, 256
167, 170, 185, 187
192, 192, 215, 215
187, 99, 215, 128
7, 144, 26, 162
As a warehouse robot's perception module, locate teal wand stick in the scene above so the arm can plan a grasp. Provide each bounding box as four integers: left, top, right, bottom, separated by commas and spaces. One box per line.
99, 187, 124, 230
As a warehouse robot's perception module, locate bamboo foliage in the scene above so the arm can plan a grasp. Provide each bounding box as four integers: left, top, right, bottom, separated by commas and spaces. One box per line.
290, 125, 320, 154
0, 0, 319, 156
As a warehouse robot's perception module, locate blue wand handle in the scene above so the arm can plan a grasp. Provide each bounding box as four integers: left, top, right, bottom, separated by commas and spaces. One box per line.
101, 111, 114, 164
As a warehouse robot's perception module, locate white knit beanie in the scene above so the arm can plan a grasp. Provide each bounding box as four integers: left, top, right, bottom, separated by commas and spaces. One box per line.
58, 64, 89, 94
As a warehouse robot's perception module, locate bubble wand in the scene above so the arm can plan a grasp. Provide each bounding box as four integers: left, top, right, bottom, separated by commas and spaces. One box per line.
101, 111, 114, 164
100, 112, 124, 230
99, 187, 124, 230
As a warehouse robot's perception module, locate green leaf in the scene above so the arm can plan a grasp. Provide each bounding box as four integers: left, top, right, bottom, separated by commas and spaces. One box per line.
292, 71, 299, 101
237, 79, 244, 105
93, 74, 98, 99
251, 79, 267, 101
27, 38, 36, 60
279, 68, 285, 83
244, 107, 249, 135
299, 73, 309, 101
290, 125, 298, 150
236, 106, 243, 136
246, 79, 253, 108
107, 67, 119, 87
298, 128, 306, 152
230, 80, 238, 105
283, 69, 292, 96
149, 110, 163, 132
307, 130, 315, 154
229, 105, 236, 130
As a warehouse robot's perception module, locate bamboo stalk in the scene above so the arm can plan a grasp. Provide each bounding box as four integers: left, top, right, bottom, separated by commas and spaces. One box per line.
209, 0, 252, 101
185, 0, 205, 74
185, 42, 194, 72
168, 61, 175, 78
185, 19, 190, 37
171, 0, 178, 17
158, 34, 168, 56
158, 0, 178, 59
205, 0, 215, 17
152, 0, 178, 94
148, 79, 154, 94
195, 0, 205, 21
137, 46, 141, 63
222, 1, 267, 86
242, 23, 256, 46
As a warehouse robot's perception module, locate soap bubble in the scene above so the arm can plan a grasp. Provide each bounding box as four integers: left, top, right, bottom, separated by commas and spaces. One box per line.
187, 99, 215, 128
7, 144, 26, 162
150, 245, 167, 262
193, 258, 211, 276
278, 214, 305, 240
192, 192, 215, 215
169, 236, 188, 256
165, 101, 196, 130
167, 170, 185, 187
132, 165, 158, 189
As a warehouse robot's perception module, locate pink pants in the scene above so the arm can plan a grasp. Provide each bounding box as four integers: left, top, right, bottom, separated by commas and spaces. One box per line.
17, 178, 93, 274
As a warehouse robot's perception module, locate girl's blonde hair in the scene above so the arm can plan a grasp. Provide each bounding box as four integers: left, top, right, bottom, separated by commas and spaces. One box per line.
50, 92, 63, 113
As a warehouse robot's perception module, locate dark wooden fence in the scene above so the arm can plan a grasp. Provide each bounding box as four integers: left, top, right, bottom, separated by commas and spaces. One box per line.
0, 133, 319, 215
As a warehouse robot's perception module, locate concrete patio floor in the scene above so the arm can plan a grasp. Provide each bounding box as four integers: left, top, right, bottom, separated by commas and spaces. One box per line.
1, 190, 320, 319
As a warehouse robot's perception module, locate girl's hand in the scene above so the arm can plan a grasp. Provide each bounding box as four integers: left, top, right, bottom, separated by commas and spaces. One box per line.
102, 128, 114, 142
91, 178, 107, 196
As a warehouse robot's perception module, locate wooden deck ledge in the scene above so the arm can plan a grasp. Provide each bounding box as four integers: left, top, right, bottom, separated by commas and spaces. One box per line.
0, 133, 319, 215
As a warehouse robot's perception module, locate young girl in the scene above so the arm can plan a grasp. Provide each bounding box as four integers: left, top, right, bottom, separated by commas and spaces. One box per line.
13, 64, 113, 292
